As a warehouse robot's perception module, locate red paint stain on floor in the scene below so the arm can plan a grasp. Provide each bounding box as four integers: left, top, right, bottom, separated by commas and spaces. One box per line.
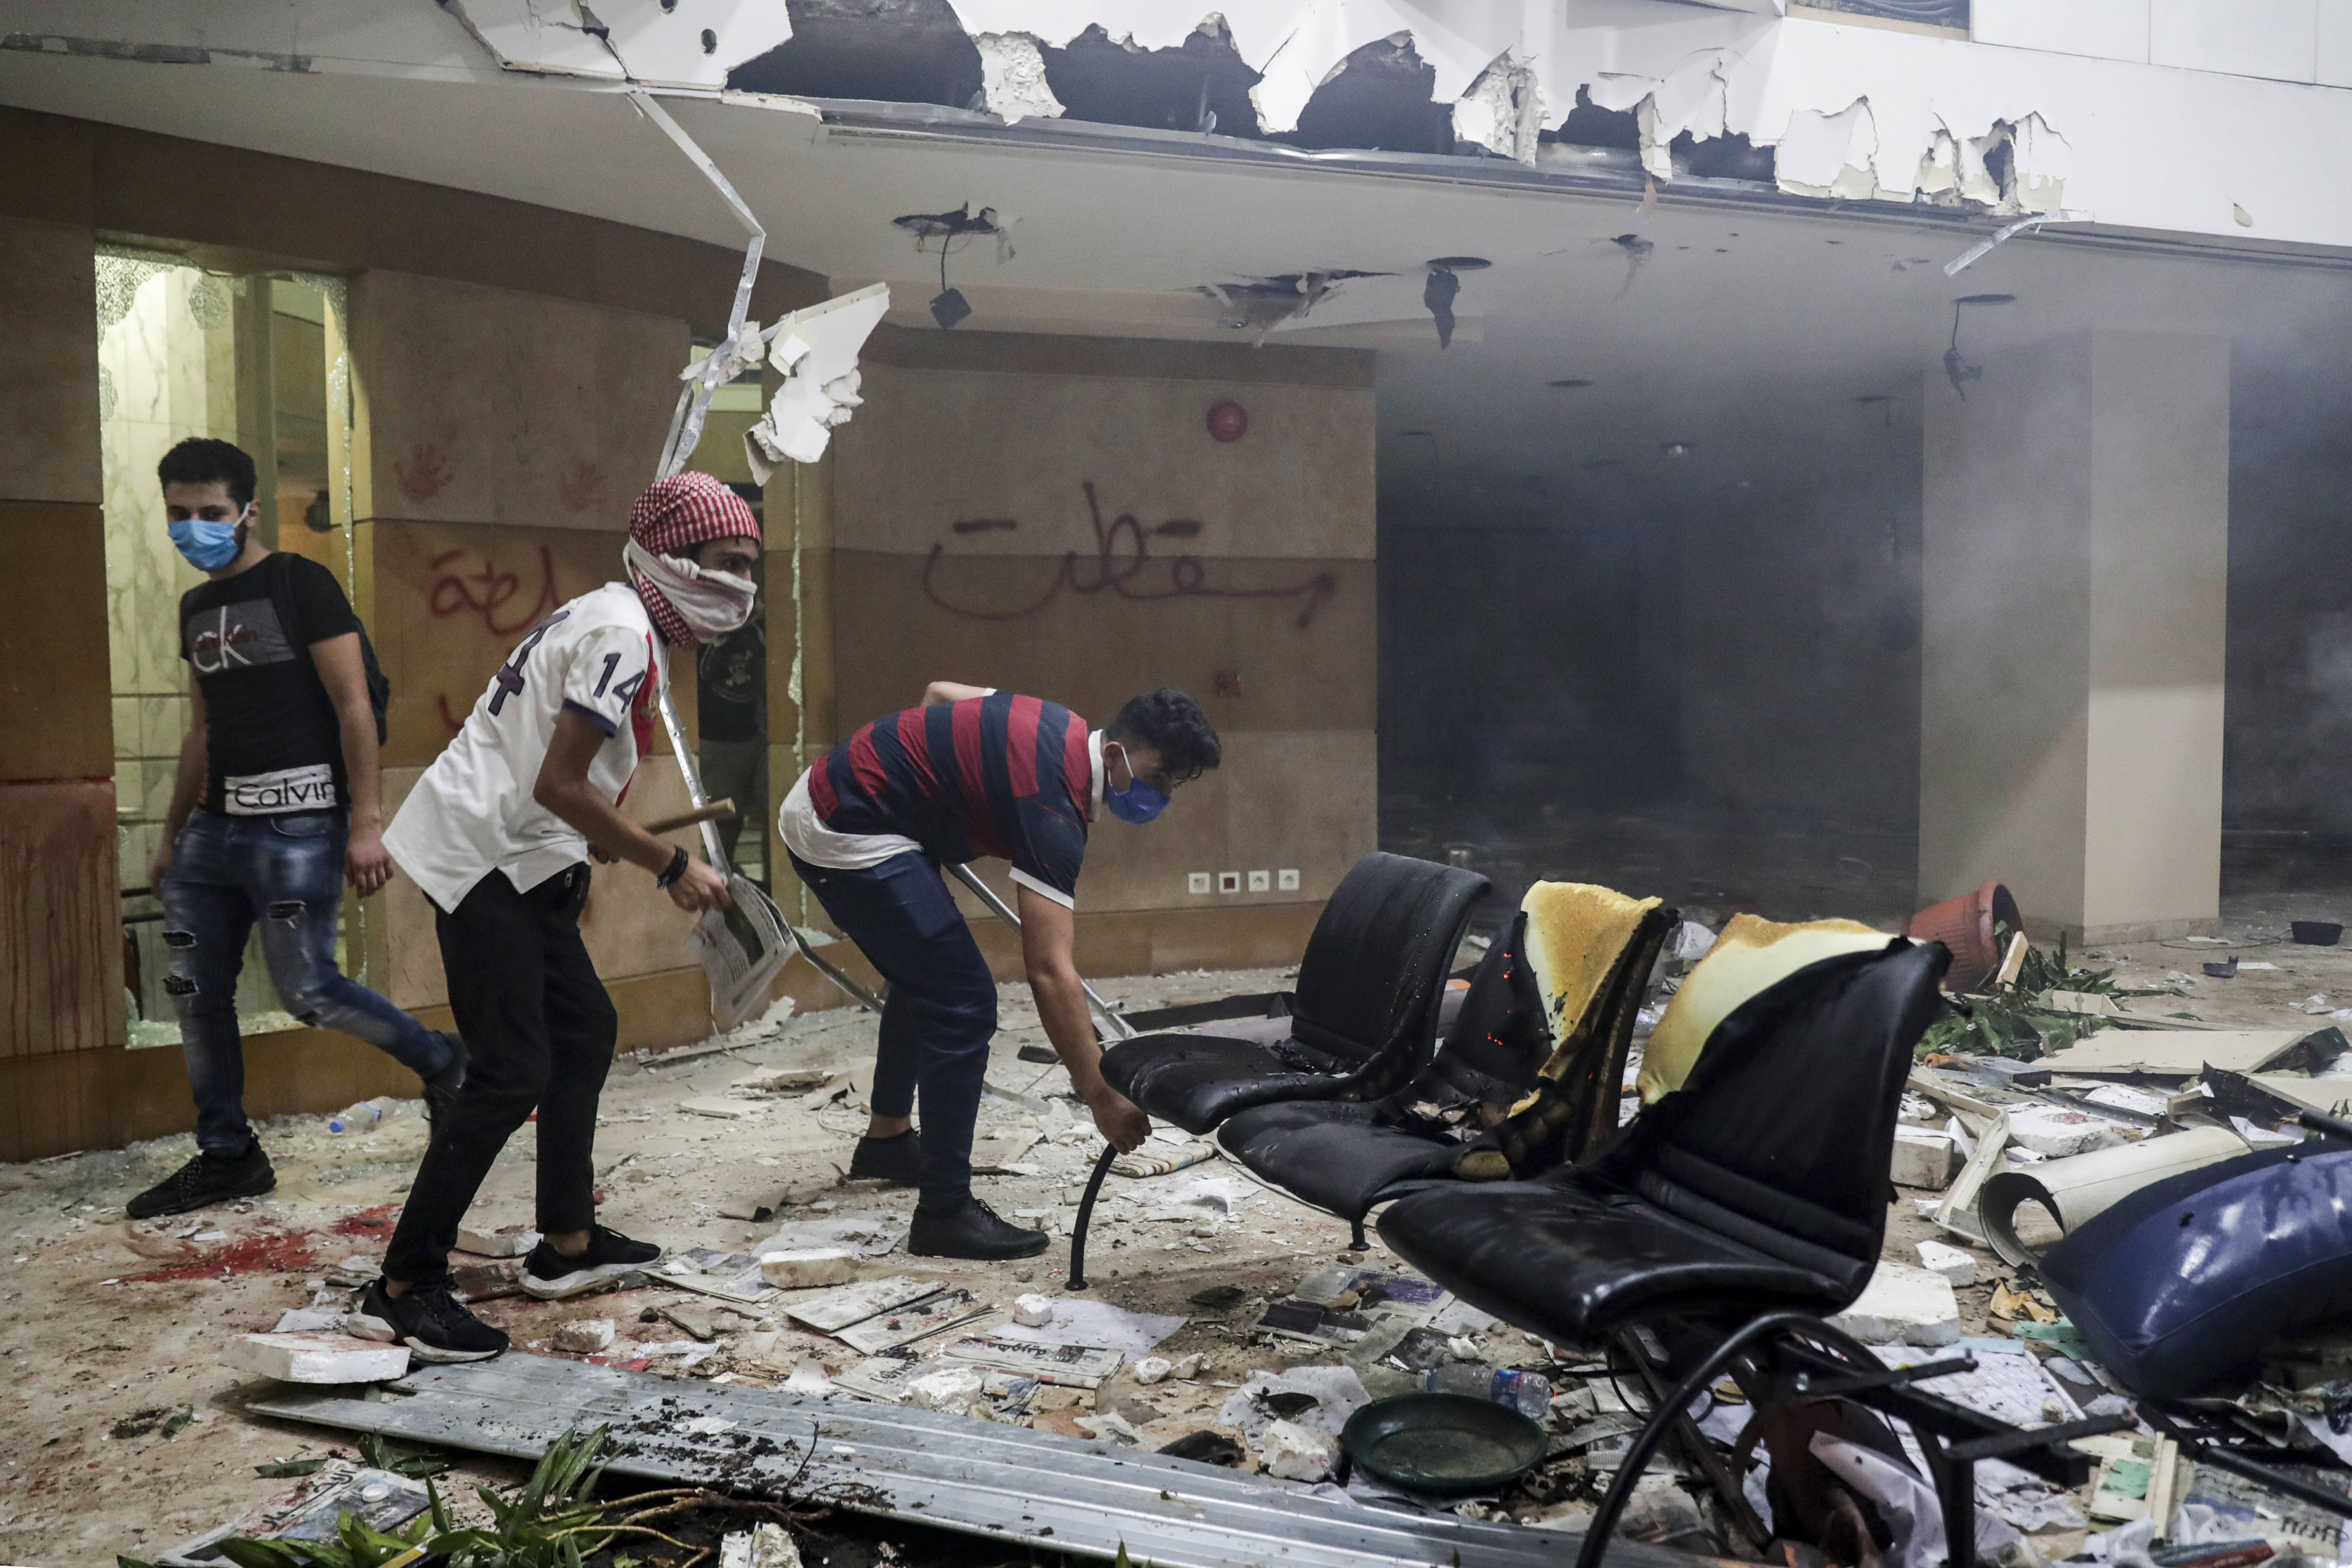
121, 1229, 318, 1282
331, 1203, 402, 1236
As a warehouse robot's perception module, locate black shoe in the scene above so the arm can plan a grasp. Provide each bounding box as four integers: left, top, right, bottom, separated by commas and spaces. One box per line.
126, 1142, 276, 1220
522, 1225, 662, 1300
349, 1276, 508, 1363
846, 1129, 922, 1187
423, 1032, 469, 1124
908, 1196, 1049, 1260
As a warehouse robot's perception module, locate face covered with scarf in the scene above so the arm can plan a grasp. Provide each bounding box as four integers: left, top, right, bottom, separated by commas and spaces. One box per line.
625, 473, 763, 647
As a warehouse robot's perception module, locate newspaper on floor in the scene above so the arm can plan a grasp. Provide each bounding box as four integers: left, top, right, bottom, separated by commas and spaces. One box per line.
831, 1355, 935, 1402
688, 875, 796, 1032
988, 1297, 1183, 1355
938, 1334, 1124, 1388
754, 1212, 904, 1260
661, 1247, 781, 1307
834, 1289, 996, 1355
157, 1463, 431, 1568
785, 1275, 943, 1334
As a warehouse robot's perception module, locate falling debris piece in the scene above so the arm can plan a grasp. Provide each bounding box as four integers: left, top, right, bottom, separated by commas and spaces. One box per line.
1915, 1238, 1981, 1287
1979, 1123, 2250, 1267
758, 1248, 859, 1290
906, 1366, 987, 1414
1261, 1418, 1340, 1481
1423, 267, 1461, 348
1133, 1355, 1174, 1385
1944, 209, 2097, 277
552, 1318, 616, 1355
455, 1224, 540, 1258
1826, 1261, 1962, 1345
1012, 1292, 1057, 1328
224, 1333, 411, 1385
681, 1097, 758, 1121
1892, 1125, 1962, 1190
742, 282, 891, 479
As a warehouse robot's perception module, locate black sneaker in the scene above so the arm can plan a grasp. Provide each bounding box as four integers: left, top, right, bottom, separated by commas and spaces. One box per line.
423, 1031, 469, 1124
522, 1225, 662, 1300
349, 1277, 508, 1363
909, 1196, 1049, 1260
846, 1129, 922, 1187
125, 1142, 276, 1220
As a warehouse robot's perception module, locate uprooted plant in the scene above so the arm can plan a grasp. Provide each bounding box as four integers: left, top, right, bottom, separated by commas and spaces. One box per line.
1915, 925, 2146, 1062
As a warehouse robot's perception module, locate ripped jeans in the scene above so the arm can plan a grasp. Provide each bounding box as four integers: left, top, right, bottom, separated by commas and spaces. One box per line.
161, 807, 452, 1156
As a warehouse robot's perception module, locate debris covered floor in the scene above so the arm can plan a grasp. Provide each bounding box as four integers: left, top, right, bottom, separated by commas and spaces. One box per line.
10, 916, 2352, 1564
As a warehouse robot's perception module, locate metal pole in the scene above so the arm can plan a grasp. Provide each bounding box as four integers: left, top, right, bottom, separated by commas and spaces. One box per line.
944, 862, 1137, 1040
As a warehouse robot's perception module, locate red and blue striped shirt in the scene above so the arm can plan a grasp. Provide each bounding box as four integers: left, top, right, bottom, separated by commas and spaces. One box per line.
807, 692, 1095, 904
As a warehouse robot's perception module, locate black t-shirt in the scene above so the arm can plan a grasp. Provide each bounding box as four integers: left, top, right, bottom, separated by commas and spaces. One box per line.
696, 620, 765, 745
178, 553, 361, 815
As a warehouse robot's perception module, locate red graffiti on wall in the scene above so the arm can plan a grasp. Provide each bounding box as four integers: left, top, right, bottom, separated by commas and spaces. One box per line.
560, 460, 607, 513
395, 443, 451, 500
920, 482, 1337, 629
426, 546, 562, 637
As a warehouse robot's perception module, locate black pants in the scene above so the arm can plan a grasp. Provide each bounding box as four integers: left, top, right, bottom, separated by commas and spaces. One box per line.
383, 863, 616, 1283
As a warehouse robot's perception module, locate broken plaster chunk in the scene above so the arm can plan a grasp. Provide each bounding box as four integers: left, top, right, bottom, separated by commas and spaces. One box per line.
1891, 1126, 1961, 1191
973, 32, 1064, 124
757, 1248, 859, 1290
906, 1367, 986, 1414
1827, 1262, 1961, 1347
1260, 1419, 1340, 1482
224, 1332, 410, 1384
552, 1318, 616, 1355
1012, 1293, 1057, 1328
456, 1223, 541, 1258
682, 1097, 757, 1120
2006, 1104, 2115, 1159
1132, 1356, 1173, 1386
719, 1522, 803, 1568
1914, 1239, 1980, 1288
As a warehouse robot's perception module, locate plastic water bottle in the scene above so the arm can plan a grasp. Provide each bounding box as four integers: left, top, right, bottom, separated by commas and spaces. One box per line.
325, 1100, 387, 1134
1426, 1364, 1553, 1419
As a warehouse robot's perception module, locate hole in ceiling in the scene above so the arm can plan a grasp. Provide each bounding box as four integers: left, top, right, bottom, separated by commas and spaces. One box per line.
1282, 33, 1451, 155
728, 0, 983, 110
1041, 20, 1262, 137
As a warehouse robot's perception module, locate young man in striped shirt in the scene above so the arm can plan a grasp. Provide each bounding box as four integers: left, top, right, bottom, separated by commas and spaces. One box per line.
778, 684, 1220, 1259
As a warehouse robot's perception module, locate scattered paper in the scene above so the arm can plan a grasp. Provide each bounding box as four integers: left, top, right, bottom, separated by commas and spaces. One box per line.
988, 1297, 1184, 1355
938, 1334, 1123, 1387
834, 1289, 995, 1355
786, 1275, 942, 1334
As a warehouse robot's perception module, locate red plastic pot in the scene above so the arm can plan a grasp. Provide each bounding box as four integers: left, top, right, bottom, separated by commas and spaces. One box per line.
1901, 878, 2024, 992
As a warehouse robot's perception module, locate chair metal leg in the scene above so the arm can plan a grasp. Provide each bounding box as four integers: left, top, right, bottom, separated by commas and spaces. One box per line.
1349, 1216, 1369, 1252
1616, 1331, 1771, 1555
1065, 1142, 1119, 1292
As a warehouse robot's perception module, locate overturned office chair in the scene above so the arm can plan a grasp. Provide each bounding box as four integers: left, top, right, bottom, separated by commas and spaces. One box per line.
1063, 850, 1489, 1289
1212, 883, 1674, 1240
1380, 938, 2131, 1568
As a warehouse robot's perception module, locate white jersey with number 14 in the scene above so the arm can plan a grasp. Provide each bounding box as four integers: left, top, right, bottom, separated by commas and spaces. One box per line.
386, 581, 664, 914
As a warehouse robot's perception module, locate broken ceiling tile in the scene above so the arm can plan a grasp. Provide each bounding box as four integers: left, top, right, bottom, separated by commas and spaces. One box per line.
973, 30, 1064, 122
448, 0, 793, 87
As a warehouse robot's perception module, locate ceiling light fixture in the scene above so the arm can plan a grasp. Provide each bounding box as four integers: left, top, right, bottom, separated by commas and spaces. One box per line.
1944, 292, 2015, 397
1661, 441, 1694, 458
1424, 256, 1492, 271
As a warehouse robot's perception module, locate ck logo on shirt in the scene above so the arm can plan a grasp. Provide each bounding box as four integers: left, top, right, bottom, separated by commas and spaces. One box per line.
222, 763, 339, 815
188, 598, 296, 675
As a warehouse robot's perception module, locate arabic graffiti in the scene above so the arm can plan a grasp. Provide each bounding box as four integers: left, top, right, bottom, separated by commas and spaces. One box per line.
425, 545, 562, 638
920, 482, 1337, 629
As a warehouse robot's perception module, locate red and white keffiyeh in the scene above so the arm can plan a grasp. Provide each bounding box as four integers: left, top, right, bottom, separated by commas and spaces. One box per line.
625, 473, 762, 647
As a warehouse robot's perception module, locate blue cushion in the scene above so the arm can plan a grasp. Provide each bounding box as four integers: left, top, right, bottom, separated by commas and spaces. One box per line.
2041, 1145, 2352, 1400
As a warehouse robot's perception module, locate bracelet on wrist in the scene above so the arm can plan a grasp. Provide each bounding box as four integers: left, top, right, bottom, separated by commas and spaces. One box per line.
656, 845, 690, 887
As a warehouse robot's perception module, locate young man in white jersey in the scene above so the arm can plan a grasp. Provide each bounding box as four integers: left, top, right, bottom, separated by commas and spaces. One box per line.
353, 473, 748, 1361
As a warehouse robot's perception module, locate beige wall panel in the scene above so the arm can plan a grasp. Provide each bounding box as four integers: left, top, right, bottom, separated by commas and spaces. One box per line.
2082, 329, 2228, 935
831, 551, 1373, 736
0, 502, 113, 781
0, 217, 102, 505
831, 365, 1375, 561
367, 519, 696, 769
1921, 331, 2095, 930
352, 271, 686, 532
941, 729, 1377, 917
0, 781, 125, 1058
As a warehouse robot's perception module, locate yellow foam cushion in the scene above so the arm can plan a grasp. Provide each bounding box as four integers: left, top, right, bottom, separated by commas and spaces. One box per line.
1638, 914, 1893, 1102
1521, 881, 1662, 1073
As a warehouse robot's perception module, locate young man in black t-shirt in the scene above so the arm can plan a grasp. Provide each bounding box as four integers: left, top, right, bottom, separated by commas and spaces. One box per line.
126, 438, 464, 1220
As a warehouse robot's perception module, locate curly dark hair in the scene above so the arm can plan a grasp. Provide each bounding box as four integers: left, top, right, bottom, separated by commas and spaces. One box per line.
1107, 688, 1221, 784
157, 437, 257, 509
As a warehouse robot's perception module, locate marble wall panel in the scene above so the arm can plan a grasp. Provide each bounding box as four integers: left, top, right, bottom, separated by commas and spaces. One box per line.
352, 271, 687, 532
0, 781, 125, 1057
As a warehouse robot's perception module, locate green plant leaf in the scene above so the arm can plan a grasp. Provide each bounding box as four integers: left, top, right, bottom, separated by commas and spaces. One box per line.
255, 1458, 330, 1478
161, 1404, 196, 1439
214, 1538, 313, 1568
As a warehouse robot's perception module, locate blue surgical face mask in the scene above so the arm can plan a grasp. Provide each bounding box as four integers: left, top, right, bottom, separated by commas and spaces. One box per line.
1104, 743, 1170, 826
168, 511, 245, 571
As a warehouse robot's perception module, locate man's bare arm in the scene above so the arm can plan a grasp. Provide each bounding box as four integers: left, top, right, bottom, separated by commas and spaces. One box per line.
1017, 883, 1147, 1152
150, 676, 210, 891
533, 707, 730, 912
924, 681, 991, 705
311, 632, 392, 896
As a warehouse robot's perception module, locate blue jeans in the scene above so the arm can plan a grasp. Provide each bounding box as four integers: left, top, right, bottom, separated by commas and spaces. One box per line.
788, 851, 999, 1207
161, 807, 452, 1156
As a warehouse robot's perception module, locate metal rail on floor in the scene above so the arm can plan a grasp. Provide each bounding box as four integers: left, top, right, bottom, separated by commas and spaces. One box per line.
252, 1357, 1688, 1568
